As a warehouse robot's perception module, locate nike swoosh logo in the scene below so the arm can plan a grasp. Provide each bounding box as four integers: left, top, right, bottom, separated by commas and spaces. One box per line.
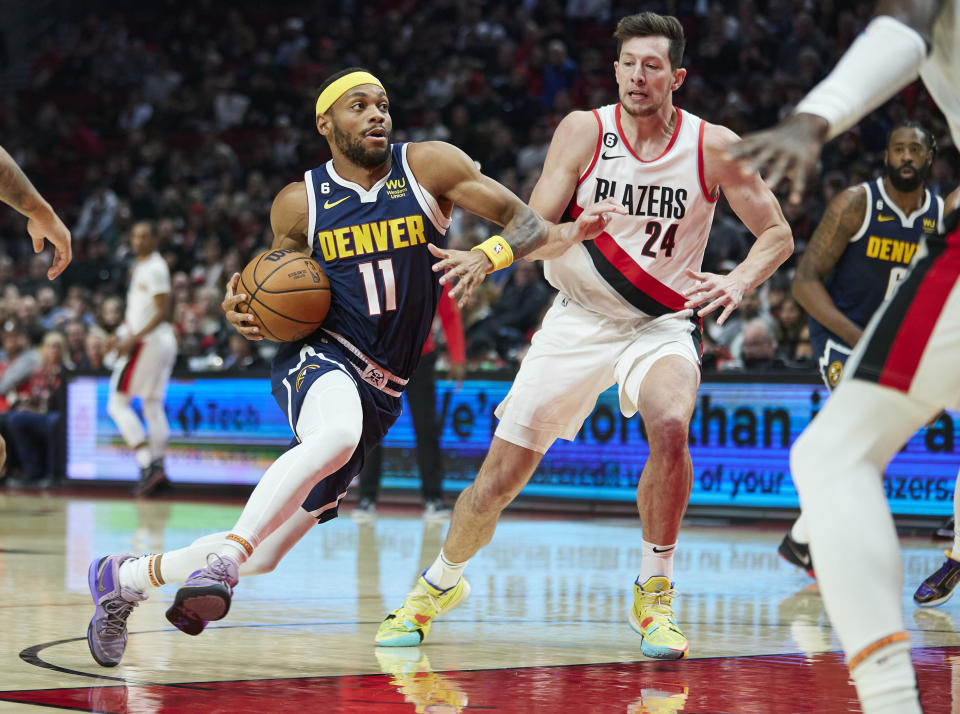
98, 576, 106, 593
877, 215, 896, 222
323, 196, 349, 209
652, 546, 675, 554
601, 152, 625, 160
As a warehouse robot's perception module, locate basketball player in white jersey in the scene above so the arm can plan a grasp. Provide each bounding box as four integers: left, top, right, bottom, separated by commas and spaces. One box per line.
107, 220, 177, 496
731, 1, 959, 712
376, 12, 793, 659
0, 143, 72, 472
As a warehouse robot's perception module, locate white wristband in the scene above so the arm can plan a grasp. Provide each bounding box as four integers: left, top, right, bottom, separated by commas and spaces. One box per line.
794, 16, 928, 141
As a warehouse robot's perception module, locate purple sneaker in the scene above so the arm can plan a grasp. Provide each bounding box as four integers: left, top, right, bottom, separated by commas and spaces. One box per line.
87, 554, 147, 667
914, 551, 960, 607
165, 553, 239, 636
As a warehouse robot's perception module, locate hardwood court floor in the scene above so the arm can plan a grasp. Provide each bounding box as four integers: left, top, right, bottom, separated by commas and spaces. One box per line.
0, 491, 958, 713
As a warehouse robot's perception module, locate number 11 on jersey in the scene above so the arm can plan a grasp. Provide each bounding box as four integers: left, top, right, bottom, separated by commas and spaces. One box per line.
358, 259, 397, 316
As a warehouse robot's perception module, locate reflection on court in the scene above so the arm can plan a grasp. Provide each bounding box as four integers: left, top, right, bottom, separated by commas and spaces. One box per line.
0, 492, 958, 712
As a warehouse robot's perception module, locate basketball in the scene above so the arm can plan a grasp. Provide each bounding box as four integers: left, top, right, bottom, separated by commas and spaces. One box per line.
237, 249, 331, 342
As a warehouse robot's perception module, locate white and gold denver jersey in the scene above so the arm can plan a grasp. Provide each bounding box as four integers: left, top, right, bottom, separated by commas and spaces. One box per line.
544, 104, 718, 320
920, 0, 960, 147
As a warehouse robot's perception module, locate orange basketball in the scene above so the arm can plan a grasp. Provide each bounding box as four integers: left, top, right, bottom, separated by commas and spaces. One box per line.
237, 249, 331, 342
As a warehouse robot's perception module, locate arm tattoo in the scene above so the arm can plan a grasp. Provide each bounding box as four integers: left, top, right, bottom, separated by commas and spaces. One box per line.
800, 187, 865, 280
499, 204, 549, 260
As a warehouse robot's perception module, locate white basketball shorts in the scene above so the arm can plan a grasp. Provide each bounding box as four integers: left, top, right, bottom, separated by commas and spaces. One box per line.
494, 294, 702, 453
109, 325, 177, 400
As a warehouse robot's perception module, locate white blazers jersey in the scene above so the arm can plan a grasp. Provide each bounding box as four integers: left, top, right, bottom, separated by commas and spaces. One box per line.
125, 252, 172, 336
920, 0, 960, 146
545, 104, 718, 320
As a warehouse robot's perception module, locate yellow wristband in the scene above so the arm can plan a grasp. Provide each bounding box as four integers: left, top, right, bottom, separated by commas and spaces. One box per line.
471, 235, 514, 273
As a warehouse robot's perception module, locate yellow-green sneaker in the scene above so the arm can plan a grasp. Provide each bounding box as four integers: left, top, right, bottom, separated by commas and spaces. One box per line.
628, 576, 688, 660
375, 573, 471, 647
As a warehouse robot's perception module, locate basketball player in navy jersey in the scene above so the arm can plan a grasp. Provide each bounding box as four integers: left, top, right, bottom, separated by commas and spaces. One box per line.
378, 12, 792, 660
0, 144, 71, 472
83, 68, 623, 667
731, 1, 959, 711
778, 121, 958, 576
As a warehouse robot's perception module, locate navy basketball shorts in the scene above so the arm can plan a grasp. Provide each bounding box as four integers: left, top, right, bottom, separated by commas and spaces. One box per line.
270, 336, 402, 522
846, 213, 960, 409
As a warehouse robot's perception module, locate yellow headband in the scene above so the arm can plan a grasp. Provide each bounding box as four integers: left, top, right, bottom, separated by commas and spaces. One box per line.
315, 71, 385, 116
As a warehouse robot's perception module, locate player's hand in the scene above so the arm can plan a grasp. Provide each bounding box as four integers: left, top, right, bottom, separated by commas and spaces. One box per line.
428, 243, 490, 308
27, 205, 72, 279
117, 336, 137, 357
570, 197, 627, 242
222, 272, 262, 341
681, 268, 748, 325
725, 113, 830, 205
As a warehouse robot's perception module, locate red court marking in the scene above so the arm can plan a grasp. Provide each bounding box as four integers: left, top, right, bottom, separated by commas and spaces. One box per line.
1, 648, 956, 713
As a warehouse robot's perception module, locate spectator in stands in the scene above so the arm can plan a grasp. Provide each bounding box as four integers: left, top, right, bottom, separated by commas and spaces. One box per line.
466, 261, 553, 367
738, 319, 788, 371
73, 178, 118, 242
0, 322, 41, 403
5, 331, 69, 487
98, 296, 124, 335
0, 0, 953, 382
222, 333, 267, 372
63, 320, 86, 369
774, 297, 808, 364
83, 329, 108, 372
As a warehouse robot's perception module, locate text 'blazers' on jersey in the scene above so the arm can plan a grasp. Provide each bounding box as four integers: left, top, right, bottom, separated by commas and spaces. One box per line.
546, 104, 718, 321
301, 142, 451, 381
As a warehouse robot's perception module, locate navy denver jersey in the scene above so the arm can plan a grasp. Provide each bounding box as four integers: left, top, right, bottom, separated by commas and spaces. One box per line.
810, 178, 944, 386
810, 179, 943, 354
266, 142, 451, 522
303, 142, 450, 380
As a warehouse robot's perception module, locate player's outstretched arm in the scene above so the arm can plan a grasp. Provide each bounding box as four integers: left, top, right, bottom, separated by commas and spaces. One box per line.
683, 124, 793, 325
525, 111, 629, 260
793, 186, 869, 347
0, 145, 72, 279
727, 0, 944, 204
223, 182, 310, 341
410, 137, 624, 304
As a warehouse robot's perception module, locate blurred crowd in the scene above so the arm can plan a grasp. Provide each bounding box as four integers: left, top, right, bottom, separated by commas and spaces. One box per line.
0, 0, 958, 400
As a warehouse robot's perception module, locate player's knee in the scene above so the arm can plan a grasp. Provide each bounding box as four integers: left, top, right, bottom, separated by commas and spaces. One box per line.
106, 393, 130, 418
646, 413, 690, 456
469, 465, 524, 513
304, 420, 361, 471
790, 428, 828, 495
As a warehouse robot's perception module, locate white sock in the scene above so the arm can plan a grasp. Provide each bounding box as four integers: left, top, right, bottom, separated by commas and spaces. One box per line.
213, 371, 362, 565
638, 540, 676, 583
134, 446, 152, 469
790, 514, 809, 544
424, 550, 467, 590
118, 509, 319, 590
851, 639, 921, 714
118, 554, 164, 592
